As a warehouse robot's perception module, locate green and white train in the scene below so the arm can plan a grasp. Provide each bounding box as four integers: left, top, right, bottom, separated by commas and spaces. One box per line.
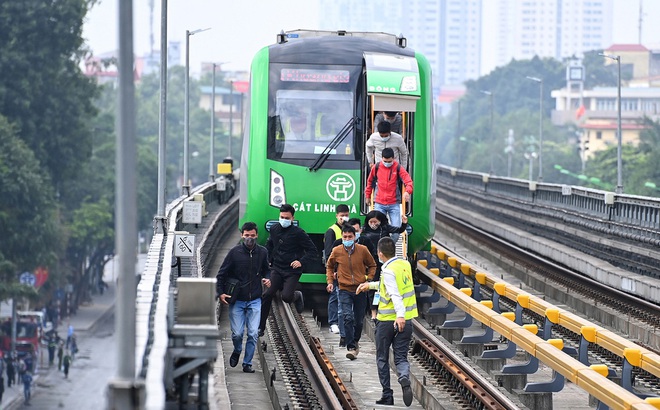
239, 30, 436, 287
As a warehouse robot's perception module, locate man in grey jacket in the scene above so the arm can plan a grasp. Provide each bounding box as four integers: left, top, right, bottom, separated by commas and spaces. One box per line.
366, 121, 408, 170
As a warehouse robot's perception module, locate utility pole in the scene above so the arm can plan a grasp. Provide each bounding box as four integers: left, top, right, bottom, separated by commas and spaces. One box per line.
154, 0, 168, 234
107, 0, 144, 407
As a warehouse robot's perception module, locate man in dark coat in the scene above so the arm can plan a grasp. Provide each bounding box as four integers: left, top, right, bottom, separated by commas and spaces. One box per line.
216, 221, 270, 374
259, 204, 318, 335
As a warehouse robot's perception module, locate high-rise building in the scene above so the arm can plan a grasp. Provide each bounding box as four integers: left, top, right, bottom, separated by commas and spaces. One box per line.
488, 0, 613, 73
317, 0, 482, 88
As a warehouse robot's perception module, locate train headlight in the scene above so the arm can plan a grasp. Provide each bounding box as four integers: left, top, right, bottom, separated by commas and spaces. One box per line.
270, 169, 286, 207
400, 76, 417, 92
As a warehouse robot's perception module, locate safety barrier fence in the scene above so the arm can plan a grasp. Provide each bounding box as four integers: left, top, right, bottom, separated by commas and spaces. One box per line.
416, 245, 660, 410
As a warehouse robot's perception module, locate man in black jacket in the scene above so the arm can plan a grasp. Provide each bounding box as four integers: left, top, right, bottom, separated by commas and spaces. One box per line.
259, 204, 317, 335
217, 221, 270, 373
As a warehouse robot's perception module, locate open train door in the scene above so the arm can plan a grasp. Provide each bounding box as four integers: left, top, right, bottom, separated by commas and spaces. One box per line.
363, 52, 421, 258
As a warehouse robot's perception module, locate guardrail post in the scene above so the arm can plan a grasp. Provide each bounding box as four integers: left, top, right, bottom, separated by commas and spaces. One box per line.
524, 339, 566, 393
501, 324, 540, 374
621, 348, 653, 399
492, 283, 506, 313
515, 294, 529, 326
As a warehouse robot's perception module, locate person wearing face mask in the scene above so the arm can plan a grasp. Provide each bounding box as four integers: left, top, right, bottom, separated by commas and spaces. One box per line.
365, 148, 414, 243
331, 218, 377, 337
360, 210, 408, 321
324, 204, 351, 341
366, 120, 408, 170
374, 111, 403, 134
216, 222, 271, 374
326, 225, 377, 360
259, 204, 318, 336
356, 237, 418, 407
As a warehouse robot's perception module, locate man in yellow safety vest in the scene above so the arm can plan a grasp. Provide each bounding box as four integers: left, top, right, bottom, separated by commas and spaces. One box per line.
356, 236, 418, 407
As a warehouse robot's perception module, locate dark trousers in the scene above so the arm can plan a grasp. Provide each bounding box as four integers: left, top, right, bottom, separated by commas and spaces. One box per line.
375, 319, 412, 398
259, 270, 301, 331
338, 290, 367, 351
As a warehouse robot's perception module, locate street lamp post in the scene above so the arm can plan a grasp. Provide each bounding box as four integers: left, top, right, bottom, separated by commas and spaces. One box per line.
183, 27, 210, 196
209, 63, 217, 181
480, 90, 494, 174
599, 53, 623, 194
228, 79, 234, 160
154, 0, 168, 234
526, 76, 543, 181
524, 151, 538, 181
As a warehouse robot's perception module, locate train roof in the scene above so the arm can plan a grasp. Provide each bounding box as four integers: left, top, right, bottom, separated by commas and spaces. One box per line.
269, 30, 416, 65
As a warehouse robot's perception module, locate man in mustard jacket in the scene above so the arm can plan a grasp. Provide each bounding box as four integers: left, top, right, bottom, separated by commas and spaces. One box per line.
357, 237, 418, 407
326, 225, 376, 360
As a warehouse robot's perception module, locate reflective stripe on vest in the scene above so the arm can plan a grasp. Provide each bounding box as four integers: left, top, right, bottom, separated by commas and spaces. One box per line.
376, 258, 418, 321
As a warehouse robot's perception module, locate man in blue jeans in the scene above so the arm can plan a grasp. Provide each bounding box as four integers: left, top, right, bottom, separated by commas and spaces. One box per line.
326, 225, 376, 360
217, 222, 271, 373
365, 147, 413, 243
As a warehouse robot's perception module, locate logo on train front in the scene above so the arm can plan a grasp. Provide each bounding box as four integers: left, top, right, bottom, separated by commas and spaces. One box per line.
326, 173, 355, 201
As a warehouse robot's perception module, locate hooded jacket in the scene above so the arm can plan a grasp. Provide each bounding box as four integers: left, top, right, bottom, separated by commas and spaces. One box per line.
362, 210, 408, 248
366, 131, 408, 169
216, 242, 270, 301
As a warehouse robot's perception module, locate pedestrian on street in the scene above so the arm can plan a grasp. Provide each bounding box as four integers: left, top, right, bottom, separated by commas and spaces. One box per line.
0, 373, 4, 406
22, 371, 32, 405
63, 350, 72, 378
259, 204, 318, 336
216, 221, 271, 374
356, 237, 418, 407
57, 341, 64, 371
66, 323, 74, 349
48, 336, 57, 366
6, 354, 15, 387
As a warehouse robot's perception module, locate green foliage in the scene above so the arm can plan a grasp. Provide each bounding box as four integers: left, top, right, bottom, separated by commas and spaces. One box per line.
0, 115, 61, 275
0, 0, 98, 191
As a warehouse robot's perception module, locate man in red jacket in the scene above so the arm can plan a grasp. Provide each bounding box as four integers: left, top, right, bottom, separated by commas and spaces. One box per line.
365, 147, 413, 243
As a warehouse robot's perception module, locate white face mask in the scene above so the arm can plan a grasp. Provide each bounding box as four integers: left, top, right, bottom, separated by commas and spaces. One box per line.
369, 222, 380, 230
340, 216, 349, 223
382, 161, 394, 168
279, 218, 292, 228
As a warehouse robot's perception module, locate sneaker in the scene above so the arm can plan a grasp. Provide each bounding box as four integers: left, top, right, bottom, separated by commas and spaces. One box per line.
242, 364, 255, 373
375, 396, 394, 405
339, 337, 346, 347
354, 342, 360, 355
293, 290, 304, 313
346, 349, 358, 360
329, 324, 340, 334
229, 351, 240, 368
399, 376, 413, 407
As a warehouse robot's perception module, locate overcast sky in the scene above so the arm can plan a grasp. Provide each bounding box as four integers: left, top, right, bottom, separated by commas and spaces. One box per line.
83, 0, 660, 74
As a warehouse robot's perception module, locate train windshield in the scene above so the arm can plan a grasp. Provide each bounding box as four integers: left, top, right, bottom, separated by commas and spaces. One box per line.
268, 89, 354, 161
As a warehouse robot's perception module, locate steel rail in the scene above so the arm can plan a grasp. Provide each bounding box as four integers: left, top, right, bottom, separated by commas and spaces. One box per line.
413, 314, 520, 410
436, 209, 660, 326
275, 298, 345, 409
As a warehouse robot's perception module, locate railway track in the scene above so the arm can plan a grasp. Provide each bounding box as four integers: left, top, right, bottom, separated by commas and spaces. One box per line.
411, 320, 520, 410
435, 209, 660, 396
265, 297, 357, 409
262, 293, 525, 409
437, 209, 660, 330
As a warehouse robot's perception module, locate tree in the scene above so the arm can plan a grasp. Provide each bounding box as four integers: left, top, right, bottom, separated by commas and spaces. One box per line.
0, 114, 60, 301
0, 1, 99, 194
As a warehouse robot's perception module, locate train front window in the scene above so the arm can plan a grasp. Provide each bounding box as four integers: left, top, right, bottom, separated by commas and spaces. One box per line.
268, 90, 354, 161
